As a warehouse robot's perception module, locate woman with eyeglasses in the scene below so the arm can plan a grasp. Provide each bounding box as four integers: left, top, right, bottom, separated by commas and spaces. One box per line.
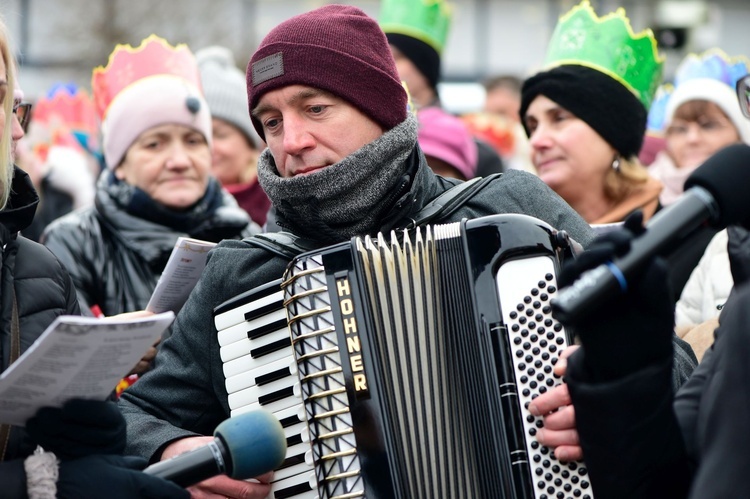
644, 51, 750, 360
650, 52, 750, 207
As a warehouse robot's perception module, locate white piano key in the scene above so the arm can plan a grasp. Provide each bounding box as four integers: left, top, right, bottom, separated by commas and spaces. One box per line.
268, 470, 316, 499
217, 308, 288, 346
273, 458, 314, 482
219, 325, 290, 363
223, 345, 293, 379
228, 379, 300, 414
225, 355, 296, 394
215, 289, 284, 331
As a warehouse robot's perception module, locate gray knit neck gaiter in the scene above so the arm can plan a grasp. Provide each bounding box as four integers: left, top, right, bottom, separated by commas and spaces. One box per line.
258, 114, 418, 243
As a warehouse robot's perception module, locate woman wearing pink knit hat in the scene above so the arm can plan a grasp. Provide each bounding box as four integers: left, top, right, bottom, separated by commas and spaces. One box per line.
42, 36, 259, 318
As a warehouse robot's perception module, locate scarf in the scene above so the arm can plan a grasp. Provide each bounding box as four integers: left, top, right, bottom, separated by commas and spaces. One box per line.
258, 114, 419, 244
648, 151, 696, 207
105, 172, 226, 234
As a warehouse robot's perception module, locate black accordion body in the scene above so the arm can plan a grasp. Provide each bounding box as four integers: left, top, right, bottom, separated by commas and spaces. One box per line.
214, 214, 593, 499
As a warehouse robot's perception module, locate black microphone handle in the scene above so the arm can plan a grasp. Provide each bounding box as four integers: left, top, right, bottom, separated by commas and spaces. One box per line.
143, 438, 230, 488
552, 186, 718, 324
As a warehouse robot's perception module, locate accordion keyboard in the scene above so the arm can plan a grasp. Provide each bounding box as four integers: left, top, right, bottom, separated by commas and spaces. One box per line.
215, 281, 317, 499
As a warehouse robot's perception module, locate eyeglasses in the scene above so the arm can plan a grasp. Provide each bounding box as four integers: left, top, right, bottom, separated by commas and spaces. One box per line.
737, 74, 750, 119
12, 100, 31, 133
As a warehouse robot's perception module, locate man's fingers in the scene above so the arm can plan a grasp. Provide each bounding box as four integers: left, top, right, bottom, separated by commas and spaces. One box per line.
553, 345, 580, 376
528, 383, 571, 416
553, 445, 584, 462
542, 405, 576, 431
536, 427, 580, 448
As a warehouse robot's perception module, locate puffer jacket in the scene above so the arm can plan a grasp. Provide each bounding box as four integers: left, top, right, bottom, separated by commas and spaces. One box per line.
676, 229, 732, 329
42, 173, 259, 316
0, 168, 80, 494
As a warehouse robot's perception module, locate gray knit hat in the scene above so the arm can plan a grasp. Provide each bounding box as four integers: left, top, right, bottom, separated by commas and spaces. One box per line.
196, 46, 261, 147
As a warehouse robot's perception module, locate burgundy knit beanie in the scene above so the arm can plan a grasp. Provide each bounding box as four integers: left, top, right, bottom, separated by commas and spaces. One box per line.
247, 4, 408, 140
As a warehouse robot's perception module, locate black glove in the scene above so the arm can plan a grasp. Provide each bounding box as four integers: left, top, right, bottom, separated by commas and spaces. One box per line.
57, 455, 189, 499
557, 212, 675, 381
25, 399, 126, 460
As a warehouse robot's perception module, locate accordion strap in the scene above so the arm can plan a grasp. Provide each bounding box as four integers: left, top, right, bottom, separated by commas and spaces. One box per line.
245, 173, 502, 259
403, 173, 501, 230
244, 231, 316, 261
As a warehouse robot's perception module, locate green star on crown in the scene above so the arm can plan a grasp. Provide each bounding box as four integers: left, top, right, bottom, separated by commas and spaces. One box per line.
379, 0, 453, 54
543, 0, 665, 109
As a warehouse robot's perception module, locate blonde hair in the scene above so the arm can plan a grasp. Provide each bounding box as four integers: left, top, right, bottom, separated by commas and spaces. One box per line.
603, 155, 651, 203
0, 16, 15, 209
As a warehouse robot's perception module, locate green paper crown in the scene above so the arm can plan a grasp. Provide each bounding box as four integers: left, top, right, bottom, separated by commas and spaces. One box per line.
379, 0, 453, 54
543, 0, 664, 109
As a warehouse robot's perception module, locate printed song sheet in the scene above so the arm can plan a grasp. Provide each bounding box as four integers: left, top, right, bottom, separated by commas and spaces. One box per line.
146, 237, 216, 314
0, 312, 174, 426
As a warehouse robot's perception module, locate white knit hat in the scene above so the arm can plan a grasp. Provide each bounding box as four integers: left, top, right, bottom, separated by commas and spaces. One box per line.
196, 46, 260, 147
665, 78, 750, 144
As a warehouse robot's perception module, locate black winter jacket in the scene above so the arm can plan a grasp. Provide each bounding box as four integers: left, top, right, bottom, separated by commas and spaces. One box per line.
42, 174, 259, 316
0, 168, 81, 496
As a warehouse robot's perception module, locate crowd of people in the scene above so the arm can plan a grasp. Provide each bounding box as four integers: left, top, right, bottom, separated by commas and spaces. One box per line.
0, 0, 749, 497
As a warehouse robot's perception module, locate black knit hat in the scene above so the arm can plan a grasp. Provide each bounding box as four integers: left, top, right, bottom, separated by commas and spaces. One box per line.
386, 32, 441, 91
519, 65, 647, 159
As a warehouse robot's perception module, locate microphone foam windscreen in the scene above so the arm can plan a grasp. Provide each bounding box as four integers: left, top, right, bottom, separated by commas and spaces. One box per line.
214, 409, 287, 479
684, 143, 750, 227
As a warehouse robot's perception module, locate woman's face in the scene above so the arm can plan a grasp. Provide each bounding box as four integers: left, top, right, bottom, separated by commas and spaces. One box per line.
210, 118, 258, 186
525, 95, 616, 200
0, 56, 23, 162
666, 101, 741, 169
116, 123, 211, 210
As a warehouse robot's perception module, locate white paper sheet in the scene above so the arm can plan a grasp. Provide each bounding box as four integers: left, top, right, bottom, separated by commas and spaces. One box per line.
146, 237, 216, 314
0, 312, 174, 426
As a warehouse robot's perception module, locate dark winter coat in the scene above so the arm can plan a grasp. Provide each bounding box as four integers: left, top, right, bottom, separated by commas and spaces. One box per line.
0, 168, 80, 496
42, 173, 259, 316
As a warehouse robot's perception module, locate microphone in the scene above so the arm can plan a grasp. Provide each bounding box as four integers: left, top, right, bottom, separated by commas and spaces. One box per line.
552, 143, 750, 324
143, 409, 287, 488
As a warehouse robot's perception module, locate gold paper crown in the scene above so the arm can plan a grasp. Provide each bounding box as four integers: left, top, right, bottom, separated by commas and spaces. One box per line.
544, 0, 665, 109
379, 0, 453, 54
91, 35, 201, 121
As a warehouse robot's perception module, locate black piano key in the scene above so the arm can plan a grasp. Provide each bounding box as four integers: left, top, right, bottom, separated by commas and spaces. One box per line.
258, 386, 295, 406
248, 318, 289, 341
244, 299, 283, 323
251, 337, 292, 359
274, 481, 314, 499
277, 452, 306, 470
256, 366, 293, 387
279, 414, 303, 428
286, 433, 303, 447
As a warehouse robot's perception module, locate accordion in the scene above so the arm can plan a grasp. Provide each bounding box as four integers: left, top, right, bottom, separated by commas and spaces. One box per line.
215, 214, 593, 499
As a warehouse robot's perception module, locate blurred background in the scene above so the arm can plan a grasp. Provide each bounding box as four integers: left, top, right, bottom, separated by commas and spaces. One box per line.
2, 0, 748, 113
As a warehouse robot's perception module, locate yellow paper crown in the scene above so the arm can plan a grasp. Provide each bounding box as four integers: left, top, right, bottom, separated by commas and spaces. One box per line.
544, 0, 665, 109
